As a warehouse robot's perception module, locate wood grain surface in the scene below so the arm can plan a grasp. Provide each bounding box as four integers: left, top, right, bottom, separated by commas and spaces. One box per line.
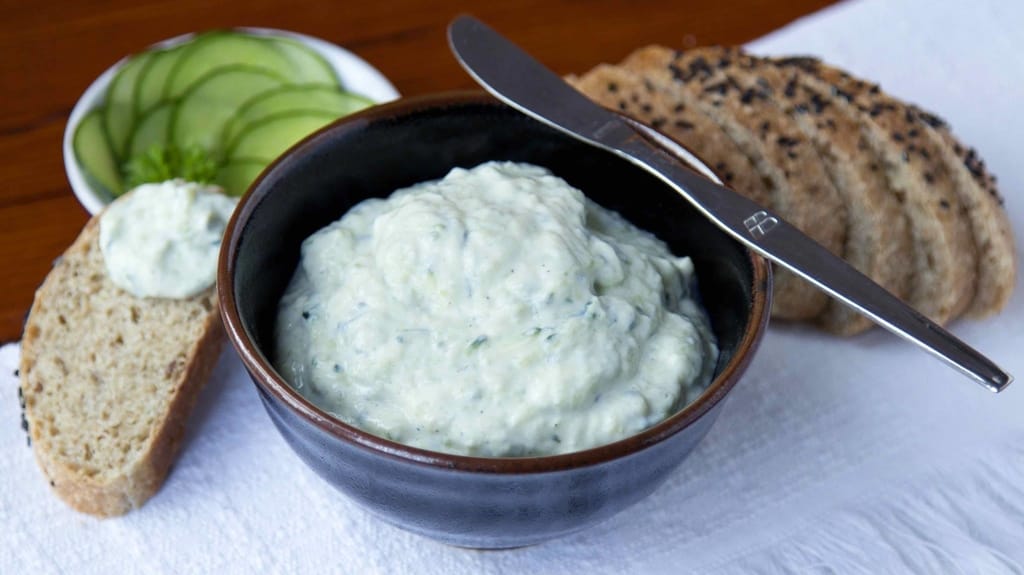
0, 0, 834, 343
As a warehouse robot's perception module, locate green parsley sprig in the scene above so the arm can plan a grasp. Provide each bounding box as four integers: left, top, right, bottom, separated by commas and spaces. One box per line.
122, 143, 218, 192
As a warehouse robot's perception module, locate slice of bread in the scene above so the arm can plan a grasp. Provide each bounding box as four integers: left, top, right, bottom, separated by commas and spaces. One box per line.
622, 46, 847, 321
904, 106, 1015, 317
567, 64, 771, 206
791, 63, 1013, 319
773, 57, 977, 325
753, 56, 913, 335
19, 215, 224, 517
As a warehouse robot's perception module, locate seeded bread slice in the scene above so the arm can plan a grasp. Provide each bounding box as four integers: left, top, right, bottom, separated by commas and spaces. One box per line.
749, 56, 913, 335
798, 66, 1013, 318
567, 64, 770, 206
772, 57, 977, 325
19, 215, 224, 517
622, 46, 847, 321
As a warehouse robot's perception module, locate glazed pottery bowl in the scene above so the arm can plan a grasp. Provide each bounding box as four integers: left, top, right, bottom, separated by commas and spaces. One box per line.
219, 92, 771, 549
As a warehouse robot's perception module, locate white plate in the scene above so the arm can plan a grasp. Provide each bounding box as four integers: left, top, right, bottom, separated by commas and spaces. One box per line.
62, 27, 401, 215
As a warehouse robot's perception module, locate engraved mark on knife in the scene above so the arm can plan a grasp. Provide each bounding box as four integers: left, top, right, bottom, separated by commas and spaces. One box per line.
743, 210, 779, 239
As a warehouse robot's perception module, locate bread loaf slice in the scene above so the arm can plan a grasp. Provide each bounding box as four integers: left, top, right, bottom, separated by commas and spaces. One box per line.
747, 55, 913, 334
794, 63, 1012, 318
773, 57, 977, 325
19, 215, 224, 517
906, 107, 1015, 317
622, 46, 847, 321
567, 64, 771, 206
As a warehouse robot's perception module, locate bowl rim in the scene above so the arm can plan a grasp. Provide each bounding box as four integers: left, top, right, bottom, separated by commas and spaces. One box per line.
219, 91, 772, 473
62, 26, 401, 216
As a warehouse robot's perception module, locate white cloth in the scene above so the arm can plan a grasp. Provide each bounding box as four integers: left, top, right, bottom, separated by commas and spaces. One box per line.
3, 0, 1023, 571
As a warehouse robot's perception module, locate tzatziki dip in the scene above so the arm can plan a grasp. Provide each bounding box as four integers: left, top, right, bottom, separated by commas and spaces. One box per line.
99, 179, 237, 299
274, 161, 718, 457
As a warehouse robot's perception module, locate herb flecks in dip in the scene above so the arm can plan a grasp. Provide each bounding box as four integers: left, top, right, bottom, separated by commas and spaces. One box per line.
274, 162, 718, 457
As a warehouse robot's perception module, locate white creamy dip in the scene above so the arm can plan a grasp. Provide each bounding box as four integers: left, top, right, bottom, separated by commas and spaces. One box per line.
99, 179, 237, 299
274, 162, 718, 457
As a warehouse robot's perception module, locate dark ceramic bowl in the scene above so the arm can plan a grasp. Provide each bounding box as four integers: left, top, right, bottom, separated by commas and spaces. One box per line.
219, 92, 771, 549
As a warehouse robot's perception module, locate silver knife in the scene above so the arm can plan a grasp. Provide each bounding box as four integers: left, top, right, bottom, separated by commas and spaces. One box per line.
447, 15, 1012, 392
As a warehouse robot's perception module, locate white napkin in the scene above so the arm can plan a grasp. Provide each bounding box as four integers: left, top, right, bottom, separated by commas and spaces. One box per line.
3, 0, 1023, 571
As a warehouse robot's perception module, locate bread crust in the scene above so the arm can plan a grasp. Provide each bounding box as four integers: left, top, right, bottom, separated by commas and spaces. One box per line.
20, 215, 224, 517
622, 46, 847, 321
568, 64, 770, 206
773, 57, 978, 325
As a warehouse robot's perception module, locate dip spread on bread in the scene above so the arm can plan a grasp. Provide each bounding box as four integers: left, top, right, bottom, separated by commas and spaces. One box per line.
99, 179, 237, 298
273, 161, 717, 457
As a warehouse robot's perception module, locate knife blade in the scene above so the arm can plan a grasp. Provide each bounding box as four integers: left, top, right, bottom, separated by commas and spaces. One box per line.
447, 14, 1012, 392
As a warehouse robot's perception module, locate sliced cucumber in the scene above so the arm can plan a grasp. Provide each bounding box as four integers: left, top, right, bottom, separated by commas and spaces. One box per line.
133, 45, 186, 116
170, 65, 285, 153
165, 31, 296, 99
127, 101, 174, 159
103, 52, 153, 159
74, 109, 122, 196
216, 159, 266, 196
222, 84, 372, 146
268, 36, 339, 85
227, 111, 338, 162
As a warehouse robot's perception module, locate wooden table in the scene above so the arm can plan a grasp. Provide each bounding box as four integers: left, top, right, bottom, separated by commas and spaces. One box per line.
0, 0, 833, 343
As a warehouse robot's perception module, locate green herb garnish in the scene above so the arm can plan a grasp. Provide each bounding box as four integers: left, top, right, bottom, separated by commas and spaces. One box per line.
123, 143, 218, 191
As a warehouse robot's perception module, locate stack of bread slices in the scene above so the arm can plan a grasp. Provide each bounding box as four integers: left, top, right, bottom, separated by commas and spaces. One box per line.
569, 46, 1015, 335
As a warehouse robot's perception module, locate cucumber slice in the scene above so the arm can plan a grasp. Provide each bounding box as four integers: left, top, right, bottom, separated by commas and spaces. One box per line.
74, 109, 122, 196
267, 36, 339, 85
170, 65, 285, 153
103, 51, 153, 159
127, 101, 174, 159
222, 84, 372, 147
216, 159, 266, 196
165, 31, 296, 99
227, 111, 338, 162
134, 45, 186, 116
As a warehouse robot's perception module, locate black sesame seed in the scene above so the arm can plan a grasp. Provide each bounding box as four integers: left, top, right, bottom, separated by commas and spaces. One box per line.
607, 81, 618, 93
892, 132, 905, 142
651, 117, 667, 129
301, 311, 310, 320
641, 103, 652, 113
809, 92, 829, 113
668, 63, 685, 82
618, 101, 627, 111
674, 120, 694, 130
673, 103, 685, 113
784, 78, 797, 98
939, 199, 951, 209
924, 172, 935, 184
702, 81, 729, 95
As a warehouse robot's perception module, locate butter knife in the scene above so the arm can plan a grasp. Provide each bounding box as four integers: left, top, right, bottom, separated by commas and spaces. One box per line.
447, 15, 1011, 392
